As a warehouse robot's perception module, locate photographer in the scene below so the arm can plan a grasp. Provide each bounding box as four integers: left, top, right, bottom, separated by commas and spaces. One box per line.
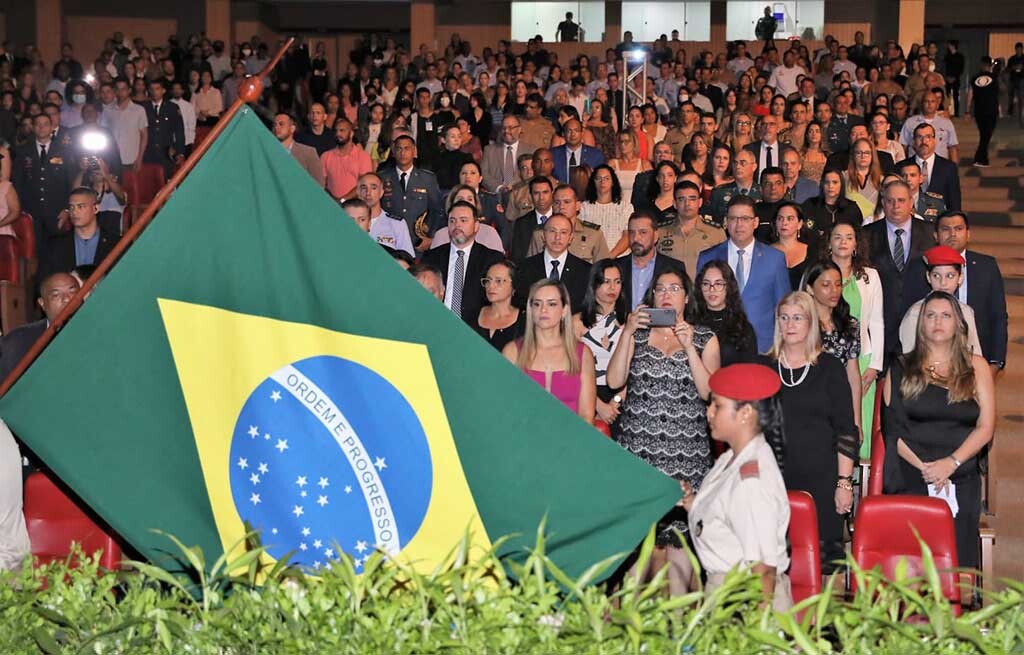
69, 103, 121, 176
72, 152, 126, 236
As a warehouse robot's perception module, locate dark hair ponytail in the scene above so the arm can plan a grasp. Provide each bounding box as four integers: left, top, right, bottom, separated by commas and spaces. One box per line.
739, 396, 786, 471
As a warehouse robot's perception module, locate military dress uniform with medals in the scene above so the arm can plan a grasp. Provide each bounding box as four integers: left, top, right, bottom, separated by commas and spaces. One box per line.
707, 183, 761, 226
657, 218, 726, 276
916, 191, 946, 222
379, 167, 445, 248
13, 138, 74, 274
143, 100, 185, 177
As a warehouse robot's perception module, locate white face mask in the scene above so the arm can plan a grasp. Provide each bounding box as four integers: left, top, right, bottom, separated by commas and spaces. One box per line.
440, 97, 451, 108
72, 94, 87, 104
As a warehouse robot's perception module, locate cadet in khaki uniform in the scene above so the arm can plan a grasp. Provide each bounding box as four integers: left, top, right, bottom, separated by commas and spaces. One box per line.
528, 184, 610, 263
657, 180, 726, 275
678, 364, 792, 611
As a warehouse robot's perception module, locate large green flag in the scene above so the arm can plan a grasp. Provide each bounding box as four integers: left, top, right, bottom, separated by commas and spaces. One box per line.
0, 109, 679, 578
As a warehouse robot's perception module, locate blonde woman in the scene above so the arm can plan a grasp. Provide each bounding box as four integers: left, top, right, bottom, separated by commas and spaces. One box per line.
883, 291, 994, 568
770, 291, 858, 576
502, 279, 596, 423
844, 138, 883, 208
728, 111, 755, 152
609, 129, 652, 200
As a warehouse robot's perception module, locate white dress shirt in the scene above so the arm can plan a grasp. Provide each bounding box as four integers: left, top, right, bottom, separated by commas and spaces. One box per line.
885, 219, 912, 266
958, 249, 968, 303
444, 241, 475, 310
757, 139, 779, 173
727, 239, 754, 285
543, 249, 568, 279
915, 153, 936, 191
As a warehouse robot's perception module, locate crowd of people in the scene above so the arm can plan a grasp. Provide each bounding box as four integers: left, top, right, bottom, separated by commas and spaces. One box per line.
0, 27, 1012, 605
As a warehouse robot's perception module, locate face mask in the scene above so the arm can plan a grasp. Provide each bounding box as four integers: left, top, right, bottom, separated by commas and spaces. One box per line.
242, 49, 252, 57
73, 94, 86, 104
678, 93, 689, 103
440, 97, 451, 108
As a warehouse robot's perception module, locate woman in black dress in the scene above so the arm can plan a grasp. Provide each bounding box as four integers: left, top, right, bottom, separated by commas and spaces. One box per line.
691, 260, 757, 365
770, 291, 858, 574
882, 292, 995, 568
801, 169, 863, 245
472, 260, 523, 351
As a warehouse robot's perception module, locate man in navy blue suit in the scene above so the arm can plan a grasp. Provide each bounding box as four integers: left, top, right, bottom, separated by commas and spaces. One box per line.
551, 119, 605, 183
697, 195, 790, 352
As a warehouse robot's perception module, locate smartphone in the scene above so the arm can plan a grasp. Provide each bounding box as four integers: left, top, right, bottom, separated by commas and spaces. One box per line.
645, 308, 677, 327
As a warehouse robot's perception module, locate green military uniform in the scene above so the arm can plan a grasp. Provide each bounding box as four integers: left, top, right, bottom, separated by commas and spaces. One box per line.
707, 182, 761, 226
663, 126, 697, 162
657, 218, 727, 276
528, 218, 611, 263
915, 191, 946, 222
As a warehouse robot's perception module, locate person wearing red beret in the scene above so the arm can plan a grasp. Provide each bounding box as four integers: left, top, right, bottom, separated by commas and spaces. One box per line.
899, 245, 982, 355
678, 363, 792, 611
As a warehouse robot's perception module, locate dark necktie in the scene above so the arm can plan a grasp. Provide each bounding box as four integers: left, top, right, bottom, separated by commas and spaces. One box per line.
451, 250, 465, 317
39, 144, 47, 162
765, 145, 773, 169
549, 259, 561, 281
893, 228, 906, 272
570, 150, 578, 167
400, 172, 408, 193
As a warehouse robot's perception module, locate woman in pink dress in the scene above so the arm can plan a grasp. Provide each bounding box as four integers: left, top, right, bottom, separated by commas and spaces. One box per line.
503, 279, 596, 423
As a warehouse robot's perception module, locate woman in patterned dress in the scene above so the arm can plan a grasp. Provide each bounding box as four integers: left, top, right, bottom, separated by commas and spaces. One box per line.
607, 269, 720, 596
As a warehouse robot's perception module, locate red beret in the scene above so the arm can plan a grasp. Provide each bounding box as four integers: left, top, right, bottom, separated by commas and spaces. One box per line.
709, 363, 781, 401
924, 245, 964, 267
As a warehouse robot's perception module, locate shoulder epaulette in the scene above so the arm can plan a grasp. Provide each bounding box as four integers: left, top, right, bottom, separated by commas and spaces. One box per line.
739, 461, 760, 479
579, 219, 601, 230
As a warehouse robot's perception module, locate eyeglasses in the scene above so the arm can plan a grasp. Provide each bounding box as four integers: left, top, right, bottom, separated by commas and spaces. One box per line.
736, 120, 752, 126
778, 314, 808, 323
701, 280, 726, 290
654, 284, 684, 294
726, 215, 757, 222
481, 277, 510, 287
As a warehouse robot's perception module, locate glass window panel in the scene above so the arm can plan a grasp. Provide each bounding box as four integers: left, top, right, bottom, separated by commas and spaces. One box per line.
511, 2, 606, 43
726, 1, 823, 42
622, 2, 711, 42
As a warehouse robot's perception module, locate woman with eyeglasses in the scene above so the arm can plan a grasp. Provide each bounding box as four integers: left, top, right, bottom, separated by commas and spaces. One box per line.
607, 269, 720, 596
843, 138, 884, 210
728, 111, 755, 152
692, 261, 757, 366
576, 260, 628, 426
473, 260, 523, 352
769, 291, 858, 576
867, 111, 905, 162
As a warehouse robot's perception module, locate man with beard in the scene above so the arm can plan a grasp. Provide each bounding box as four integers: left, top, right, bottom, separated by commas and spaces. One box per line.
615, 211, 686, 311
321, 117, 373, 201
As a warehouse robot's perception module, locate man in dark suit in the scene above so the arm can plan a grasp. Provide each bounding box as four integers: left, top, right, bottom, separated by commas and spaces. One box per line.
516, 214, 591, 312
47, 187, 118, 275
615, 211, 685, 311
697, 196, 790, 352
550, 119, 605, 183
13, 112, 74, 272
903, 212, 1007, 373
0, 271, 79, 380
744, 115, 783, 176
421, 201, 504, 324
510, 176, 555, 263
824, 124, 895, 173
864, 179, 934, 365
379, 134, 445, 251
142, 79, 185, 177
898, 122, 961, 211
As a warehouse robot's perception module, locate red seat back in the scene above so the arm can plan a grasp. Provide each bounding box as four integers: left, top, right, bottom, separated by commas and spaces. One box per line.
787, 490, 821, 604
868, 391, 885, 496
11, 212, 35, 261
23, 472, 122, 571
195, 125, 214, 147
851, 495, 960, 609
593, 419, 611, 438
122, 164, 167, 206
0, 235, 19, 284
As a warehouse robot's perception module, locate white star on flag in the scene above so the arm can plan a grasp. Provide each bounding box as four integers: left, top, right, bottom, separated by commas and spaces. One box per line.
344, 485, 352, 494
313, 561, 321, 569
271, 528, 278, 535
355, 540, 368, 553
354, 558, 363, 569
300, 490, 307, 498
270, 390, 282, 402
248, 425, 259, 438
301, 527, 311, 537
250, 493, 261, 504
296, 476, 307, 487
292, 505, 304, 517
318, 477, 329, 489
249, 473, 260, 485
263, 433, 271, 441
374, 457, 387, 471
317, 495, 328, 507
299, 542, 307, 551
237, 458, 248, 469
313, 539, 323, 549
275, 439, 289, 453
258, 462, 269, 474
324, 548, 335, 558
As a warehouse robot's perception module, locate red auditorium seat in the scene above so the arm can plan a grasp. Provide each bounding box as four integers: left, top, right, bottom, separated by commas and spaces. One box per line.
195, 125, 214, 147
11, 212, 35, 262
0, 235, 18, 284
593, 419, 611, 437
787, 490, 821, 606
122, 164, 167, 207
120, 205, 134, 234
23, 471, 122, 571
851, 495, 961, 613
860, 391, 885, 497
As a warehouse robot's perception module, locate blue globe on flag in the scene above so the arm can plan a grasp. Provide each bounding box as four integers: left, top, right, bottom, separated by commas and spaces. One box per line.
229, 355, 433, 571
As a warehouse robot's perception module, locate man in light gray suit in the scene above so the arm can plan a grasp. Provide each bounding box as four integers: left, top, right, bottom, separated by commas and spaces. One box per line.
273, 111, 325, 187
481, 114, 536, 194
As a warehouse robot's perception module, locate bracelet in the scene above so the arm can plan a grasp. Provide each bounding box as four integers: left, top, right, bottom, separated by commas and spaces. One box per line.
949, 455, 962, 469
836, 479, 854, 491
837, 475, 853, 481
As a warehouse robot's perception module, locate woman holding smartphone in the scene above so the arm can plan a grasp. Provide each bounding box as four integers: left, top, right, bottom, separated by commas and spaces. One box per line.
607, 268, 720, 597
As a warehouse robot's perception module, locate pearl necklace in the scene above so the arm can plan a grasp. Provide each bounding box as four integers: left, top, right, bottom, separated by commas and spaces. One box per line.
778, 351, 811, 387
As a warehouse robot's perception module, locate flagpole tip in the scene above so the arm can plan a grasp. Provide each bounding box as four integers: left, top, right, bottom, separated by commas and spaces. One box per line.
240, 77, 264, 104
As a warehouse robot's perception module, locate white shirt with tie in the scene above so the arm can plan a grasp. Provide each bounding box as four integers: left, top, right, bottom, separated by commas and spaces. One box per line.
727, 239, 754, 290
445, 241, 475, 311
757, 139, 779, 174
567, 145, 583, 169
916, 153, 936, 192
543, 249, 568, 280
502, 141, 520, 187
885, 219, 912, 267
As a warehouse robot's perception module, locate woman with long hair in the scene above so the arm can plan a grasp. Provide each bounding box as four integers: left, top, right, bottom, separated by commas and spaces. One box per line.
772, 202, 810, 288
549, 104, 596, 148
608, 269, 720, 596
466, 91, 491, 148
682, 133, 712, 184
625, 105, 652, 161
868, 111, 905, 162
576, 260, 629, 425
489, 81, 511, 138
647, 160, 680, 226
753, 85, 774, 117
511, 79, 529, 115
473, 260, 523, 352
844, 138, 884, 209
770, 291, 858, 575
770, 94, 791, 131
593, 87, 619, 132
609, 129, 652, 199
883, 291, 995, 568
192, 69, 223, 127
800, 120, 829, 184
502, 279, 596, 423
802, 261, 863, 430
585, 97, 616, 161
641, 103, 667, 154
826, 221, 883, 458
581, 164, 634, 256
691, 260, 757, 366
801, 169, 863, 243
710, 145, 735, 188
728, 111, 755, 152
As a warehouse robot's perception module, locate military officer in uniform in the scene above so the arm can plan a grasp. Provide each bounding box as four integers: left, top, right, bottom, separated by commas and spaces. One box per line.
527, 184, 610, 263
13, 112, 74, 275
707, 149, 761, 226
142, 79, 185, 177
657, 181, 725, 275
678, 363, 792, 611
897, 159, 946, 222
379, 134, 445, 251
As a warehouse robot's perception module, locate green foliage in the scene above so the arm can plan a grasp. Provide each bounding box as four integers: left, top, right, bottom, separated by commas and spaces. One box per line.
1, 530, 1022, 655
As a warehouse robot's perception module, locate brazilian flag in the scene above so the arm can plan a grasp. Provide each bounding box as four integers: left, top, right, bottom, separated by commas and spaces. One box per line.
0, 109, 679, 578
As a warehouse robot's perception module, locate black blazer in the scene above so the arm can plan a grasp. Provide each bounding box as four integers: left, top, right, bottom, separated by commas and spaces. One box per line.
421, 242, 504, 324
614, 252, 686, 311
46, 226, 119, 277
143, 101, 186, 165
864, 218, 934, 363
510, 210, 546, 263
903, 249, 1008, 366
0, 319, 46, 381
515, 252, 591, 313
12, 140, 74, 238
896, 155, 961, 211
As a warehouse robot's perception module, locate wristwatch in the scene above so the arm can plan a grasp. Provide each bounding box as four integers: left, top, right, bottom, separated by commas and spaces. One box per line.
613, 394, 622, 403
950, 455, 962, 469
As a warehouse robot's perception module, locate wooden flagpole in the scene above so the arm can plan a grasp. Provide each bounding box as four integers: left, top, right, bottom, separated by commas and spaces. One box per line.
0, 37, 296, 400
